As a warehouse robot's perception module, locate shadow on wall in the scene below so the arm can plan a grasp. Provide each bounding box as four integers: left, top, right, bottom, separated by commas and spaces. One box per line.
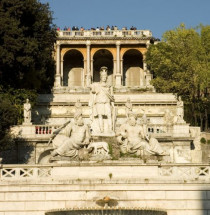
202, 189, 210, 215
33, 94, 55, 125
0, 138, 34, 164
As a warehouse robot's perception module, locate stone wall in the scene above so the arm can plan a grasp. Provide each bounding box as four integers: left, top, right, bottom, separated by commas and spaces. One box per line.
0, 164, 209, 215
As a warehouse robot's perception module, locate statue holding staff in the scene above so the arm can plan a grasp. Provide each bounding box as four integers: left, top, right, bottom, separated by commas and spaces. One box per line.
89, 66, 115, 134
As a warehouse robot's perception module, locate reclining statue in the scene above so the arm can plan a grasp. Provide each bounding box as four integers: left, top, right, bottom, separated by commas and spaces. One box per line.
116, 113, 165, 157
50, 111, 90, 158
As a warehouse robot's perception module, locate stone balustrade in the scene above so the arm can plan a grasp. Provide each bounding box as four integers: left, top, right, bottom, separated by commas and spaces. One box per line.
57, 30, 152, 38
0, 165, 52, 179
0, 164, 209, 181
16, 123, 182, 139
147, 124, 171, 134
35, 125, 58, 135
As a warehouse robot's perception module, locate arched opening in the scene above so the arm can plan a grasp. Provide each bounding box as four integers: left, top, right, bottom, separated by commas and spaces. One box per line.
123, 49, 144, 87
93, 49, 113, 85
63, 50, 84, 87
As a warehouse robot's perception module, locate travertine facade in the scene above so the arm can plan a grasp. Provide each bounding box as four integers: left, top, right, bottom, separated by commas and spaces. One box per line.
3, 29, 209, 215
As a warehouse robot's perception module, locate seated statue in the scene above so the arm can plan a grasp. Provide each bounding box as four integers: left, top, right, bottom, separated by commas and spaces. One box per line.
50, 111, 90, 158
116, 113, 165, 156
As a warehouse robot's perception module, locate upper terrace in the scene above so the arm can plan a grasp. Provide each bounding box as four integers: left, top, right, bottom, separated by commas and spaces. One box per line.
57, 29, 153, 39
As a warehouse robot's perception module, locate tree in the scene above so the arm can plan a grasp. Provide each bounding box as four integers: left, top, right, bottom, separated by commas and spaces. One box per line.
0, 0, 57, 150
146, 24, 210, 130
0, 86, 37, 150
0, 0, 56, 92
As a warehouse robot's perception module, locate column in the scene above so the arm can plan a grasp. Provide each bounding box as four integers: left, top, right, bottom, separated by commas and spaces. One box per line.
120, 58, 123, 85
61, 59, 64, 86
56, 44, 60, 75
115, 41, 121, 87
116, 41, 120, 74
143, 54, 147, 71
113, 59, 117, 84
85, 41, 91, 86
91, 58, 94, 78
54, 43, 61, 88
86, 41, 91, 74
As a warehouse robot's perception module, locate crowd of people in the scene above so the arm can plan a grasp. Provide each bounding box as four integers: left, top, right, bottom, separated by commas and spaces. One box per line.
57, 25, 137, 31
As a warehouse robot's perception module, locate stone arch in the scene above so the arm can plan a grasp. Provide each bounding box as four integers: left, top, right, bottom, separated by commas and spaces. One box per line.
63, 49, 84, 87
122, 49, 144, 87
93, 49, 113, 85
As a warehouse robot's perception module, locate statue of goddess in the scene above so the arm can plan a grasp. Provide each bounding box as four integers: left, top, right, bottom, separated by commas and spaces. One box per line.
89, 66, 115, 134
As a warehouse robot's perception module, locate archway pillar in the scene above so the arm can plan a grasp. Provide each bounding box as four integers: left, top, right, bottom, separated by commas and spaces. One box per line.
143, 54, 147, 70
54, 43, 61, 88
115, 41, 122, 87
91, 58, 94, 78
85, 41, 91, 87
61, 59, 64, 86
143, 53, 153, 87
83, 59, 87, 87
120, 58, 123, 85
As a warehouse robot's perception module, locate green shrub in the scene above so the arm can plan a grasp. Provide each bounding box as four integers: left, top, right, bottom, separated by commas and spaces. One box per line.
200, 137, 207, 144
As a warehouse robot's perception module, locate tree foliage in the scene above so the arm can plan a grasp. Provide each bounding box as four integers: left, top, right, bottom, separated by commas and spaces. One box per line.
146, 24, 210, 130
0, 86, 37, 150
0, 0, 57, 149
0, 0, 56, 92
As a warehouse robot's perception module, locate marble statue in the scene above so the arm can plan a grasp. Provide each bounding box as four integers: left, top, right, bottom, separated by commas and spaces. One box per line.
89, 66, 115, 135
50, 111, 90, 158
117, 113, 165, 156
23, 99, 32, 124
87, 141, 109, 155
75, 99, 82, 115
190, 127, 201, 150
176, 96, 184, 123
125, 98, 133, 118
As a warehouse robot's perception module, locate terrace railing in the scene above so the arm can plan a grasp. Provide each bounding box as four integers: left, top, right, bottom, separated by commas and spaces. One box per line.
57, 30, 152, 38
0, 164, 209, 181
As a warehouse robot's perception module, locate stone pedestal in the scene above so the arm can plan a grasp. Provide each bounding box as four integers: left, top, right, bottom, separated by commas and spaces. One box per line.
54, 75, 61, 88
22, 122, 32, 126
145, 71, 152, 86
115, 74, 122, 87
85, 74, 91, 87
173, 123, 190, 137
191, 150, 202, 163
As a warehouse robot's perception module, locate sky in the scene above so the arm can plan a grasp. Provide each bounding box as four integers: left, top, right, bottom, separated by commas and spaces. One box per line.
40, 0, 210, 39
